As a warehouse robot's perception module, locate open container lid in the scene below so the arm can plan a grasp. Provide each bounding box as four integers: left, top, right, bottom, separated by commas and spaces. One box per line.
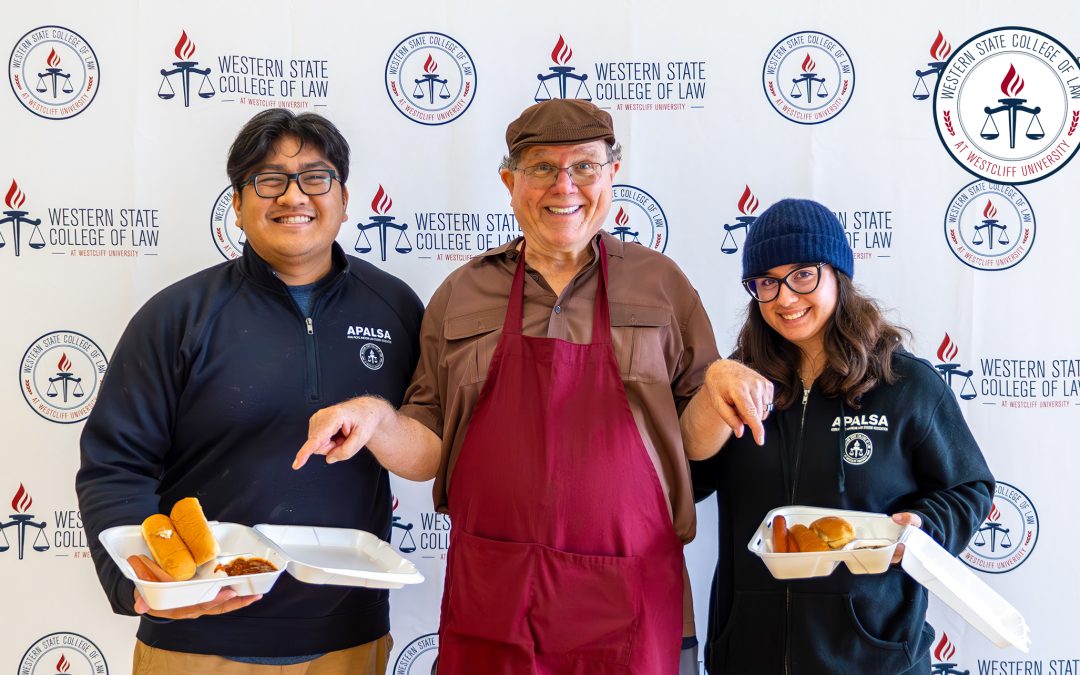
900, 527, 1031, 653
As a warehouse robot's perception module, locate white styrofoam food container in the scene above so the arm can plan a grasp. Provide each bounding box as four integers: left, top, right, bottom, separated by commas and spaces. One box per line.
100, 522, 423, 611
748, 505, 907, 579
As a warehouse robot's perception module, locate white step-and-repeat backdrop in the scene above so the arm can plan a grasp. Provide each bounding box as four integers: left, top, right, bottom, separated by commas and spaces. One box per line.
3, 1, 1077, 673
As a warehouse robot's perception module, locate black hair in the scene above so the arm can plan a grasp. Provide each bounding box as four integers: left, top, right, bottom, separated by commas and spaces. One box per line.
226, 109, 350, 193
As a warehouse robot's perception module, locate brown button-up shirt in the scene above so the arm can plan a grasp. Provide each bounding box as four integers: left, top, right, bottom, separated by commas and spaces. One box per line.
399, 231, 719, 545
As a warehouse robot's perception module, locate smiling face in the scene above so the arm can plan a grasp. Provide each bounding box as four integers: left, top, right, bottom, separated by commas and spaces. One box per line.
499, 140, 618, 259
232, 135, 348, 285
757, 262, 839, 356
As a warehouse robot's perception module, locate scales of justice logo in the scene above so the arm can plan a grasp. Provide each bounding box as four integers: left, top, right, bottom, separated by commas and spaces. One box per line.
157, 30, 215, 107
944, 179, 1035, 271
2, 179, 46, 255
933, 27, 1080, 184
935, 333, 977, 401
534, 35, 592, 102
385, 31, 477, 126
391, 496, 416, 553
605, 185, 668, 252
930, 631, 969, 675
912, 31, 953, 101
210, 185, 244, 260
8, 25, 99, 120
19, 632, 109, 675
0, 484, 49, 560
762, 31, 854, 125
21, 330, 109, 424
720, 185, 760, 255
355, 185, 411, 262
962, 481, 1039, 573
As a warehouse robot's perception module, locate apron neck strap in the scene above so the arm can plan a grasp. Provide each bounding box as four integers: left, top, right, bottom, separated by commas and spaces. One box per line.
504, 237, 612, 343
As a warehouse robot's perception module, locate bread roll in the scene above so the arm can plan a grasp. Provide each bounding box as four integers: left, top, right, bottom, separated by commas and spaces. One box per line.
810, 516, 855, 549
790, 523, 829, 552
170, 497, 220, 566
141, 514, 196, 581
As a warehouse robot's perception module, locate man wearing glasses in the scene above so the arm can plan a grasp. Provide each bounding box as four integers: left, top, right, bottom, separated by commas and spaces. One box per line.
293, 99, 770, 674
77, 109, 422, 674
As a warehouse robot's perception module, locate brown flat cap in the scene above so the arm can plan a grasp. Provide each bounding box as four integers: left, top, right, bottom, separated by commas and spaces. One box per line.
505, 99, 616, 155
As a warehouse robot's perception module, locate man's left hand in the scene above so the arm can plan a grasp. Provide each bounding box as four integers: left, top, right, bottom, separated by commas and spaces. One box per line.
889, 512, 923, 564
701, 360, 774, 446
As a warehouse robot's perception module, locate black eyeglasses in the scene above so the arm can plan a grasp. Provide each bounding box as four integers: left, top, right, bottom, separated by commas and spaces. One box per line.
742, 262, 827, 303
515, 161, 612, 188
240, 169, 340, 198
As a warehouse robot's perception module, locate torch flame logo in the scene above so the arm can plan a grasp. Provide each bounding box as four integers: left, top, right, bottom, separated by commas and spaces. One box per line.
983, 199, 998, 220
930, 31, 952, 62
423, 54, 438, 74
58, 353, 74, 372
371, 185, 393, 215
934, 632, 956, 662
56, 654, 71, 673
615, 207, 630, 227
174, 30, 196, 60
392, 496, 399, 511
12, 483, 32, 513
5, 179, 26, 210
551, 35, 573, 65
737, 185, 759, 216
46, 48, 61, 68
801, 53, 816, 73
1001, 63, 1024, 97
936, 333, 959, 363
988, 503, 1001, 522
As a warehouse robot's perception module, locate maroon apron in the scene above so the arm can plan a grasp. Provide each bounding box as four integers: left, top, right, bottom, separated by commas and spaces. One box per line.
439, 239, 683, 674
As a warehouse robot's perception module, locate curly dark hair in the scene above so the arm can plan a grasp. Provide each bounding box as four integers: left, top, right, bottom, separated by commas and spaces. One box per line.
734, 272, 908, 409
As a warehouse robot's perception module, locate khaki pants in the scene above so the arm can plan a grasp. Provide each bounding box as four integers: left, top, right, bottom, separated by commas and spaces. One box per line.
132, 634, 392, 675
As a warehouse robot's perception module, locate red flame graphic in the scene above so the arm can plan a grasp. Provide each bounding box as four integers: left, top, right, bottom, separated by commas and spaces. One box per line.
1000, 63, 1024, 97
371, 185, 392, 214
737, 185, 759, 215
934, 632, 956, 662
423, 53, 438, 74
12, 483, 32, 513
930, 31, 952, 62
801, 53, 816, 73
551, 35, 573, 65
58, 352, 73, 372
174, 30, 196, 60
46, 48, 61, 68
983, 199, 998, 220
392, 496, 399, 511
5, 179, 26, 210
936, 333, 959, 362
988, 503, 1001, 522
56, 654, 71, 673
615, 207, 630, 227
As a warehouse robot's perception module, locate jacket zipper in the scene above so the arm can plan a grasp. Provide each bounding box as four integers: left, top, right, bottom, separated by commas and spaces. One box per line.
303, 314, 319, 401
785, 385, 812, 675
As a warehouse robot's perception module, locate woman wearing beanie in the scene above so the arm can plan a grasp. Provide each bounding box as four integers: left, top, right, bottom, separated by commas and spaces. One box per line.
684, 198, 995, 674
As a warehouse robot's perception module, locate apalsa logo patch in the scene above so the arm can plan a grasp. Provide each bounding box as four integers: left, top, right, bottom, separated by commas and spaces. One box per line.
605, 184, 668, 252
385, 32, 477, 125
944, 179, 1035, 270
20, 330, 108, 423
842, 433, 872, 465
19, 632, 109, 675
8, 25, 99, 120
933, 27, 1080, 184
962, 481, 1038, 573
210, 185, 244, 260
762, 31, 854, 124
720, 185, 760, 255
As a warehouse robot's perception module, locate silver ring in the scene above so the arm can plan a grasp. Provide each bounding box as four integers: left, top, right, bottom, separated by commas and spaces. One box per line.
765, 402, 775, 413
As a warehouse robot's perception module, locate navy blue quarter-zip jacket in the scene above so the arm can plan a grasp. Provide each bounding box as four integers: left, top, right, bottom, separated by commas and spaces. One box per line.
692, 351, 994, 675
77, 242, 422, 657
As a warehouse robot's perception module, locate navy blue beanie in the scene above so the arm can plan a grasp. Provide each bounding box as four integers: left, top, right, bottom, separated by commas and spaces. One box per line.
741, 198, 854, 279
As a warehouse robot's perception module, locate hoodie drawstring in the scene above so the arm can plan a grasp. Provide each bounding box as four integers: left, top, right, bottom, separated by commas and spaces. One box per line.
837, 400, 847, 494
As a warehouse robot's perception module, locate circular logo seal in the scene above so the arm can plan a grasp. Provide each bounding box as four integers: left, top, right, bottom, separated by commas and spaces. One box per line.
360, 343, 385, 370
210, 185, 244, 260
607, 184, 668, 252
961, 481, 1039, 573
762, 31, 854, 125
8, 26, 99, 120
944, 180, 1035, 270
934, 27, 1080, 184
20, 330, 108, 424
385, 32, 477, 126
393, 632, 439, 674
842, 433, 872, 465
19, 632, 109, 674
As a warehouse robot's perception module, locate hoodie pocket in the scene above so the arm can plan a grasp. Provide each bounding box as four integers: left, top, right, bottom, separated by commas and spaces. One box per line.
789, 591, 913, 675
708, 590, 785, 674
